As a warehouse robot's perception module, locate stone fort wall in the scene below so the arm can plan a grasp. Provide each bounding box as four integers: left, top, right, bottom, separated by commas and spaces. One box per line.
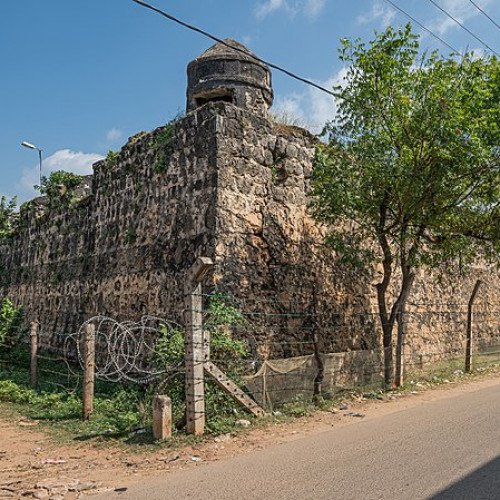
209, 103, 500, 361
1, 101, 499, 364
0, 105, 222, 343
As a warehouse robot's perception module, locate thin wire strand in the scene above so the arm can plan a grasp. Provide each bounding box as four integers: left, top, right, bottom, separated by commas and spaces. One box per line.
468, 0, 500, 30
427, 0, 499, 56
131, 0, 337, 97
382, 0, 459, 53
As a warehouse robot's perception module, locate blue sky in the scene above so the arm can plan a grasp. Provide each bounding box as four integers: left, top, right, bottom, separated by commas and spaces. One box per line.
1, 0, 499, 202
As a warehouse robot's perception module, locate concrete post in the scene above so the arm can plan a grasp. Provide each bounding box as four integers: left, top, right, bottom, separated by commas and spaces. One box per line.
82, 323, 96, 420
152, 395, 172, 440
30, 321, 38, 389
185, 256, 213, 436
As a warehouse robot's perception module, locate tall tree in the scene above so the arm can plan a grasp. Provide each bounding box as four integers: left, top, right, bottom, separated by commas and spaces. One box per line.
312, 25, 500, 386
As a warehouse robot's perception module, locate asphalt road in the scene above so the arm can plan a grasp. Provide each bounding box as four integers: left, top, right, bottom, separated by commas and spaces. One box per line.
101, 382, 500, 500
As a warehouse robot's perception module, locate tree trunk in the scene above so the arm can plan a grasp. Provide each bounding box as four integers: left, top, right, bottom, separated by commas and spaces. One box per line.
377, 276, 395, 386
377, 262, 415, 387
392, 271, 415, 388
394, 307, 406, 387
376, 221, 394, 387
381, 316, 394, 386
313, 333, 325, 403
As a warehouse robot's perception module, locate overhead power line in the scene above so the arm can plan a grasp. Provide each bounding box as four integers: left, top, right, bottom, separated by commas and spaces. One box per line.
467, 0, 500, 31
131, 0, 336, 97
427, 0, 499, 56
382, 0, 459, 53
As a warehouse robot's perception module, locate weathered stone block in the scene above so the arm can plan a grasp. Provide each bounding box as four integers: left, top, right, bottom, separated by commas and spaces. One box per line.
152, 395, 172, 441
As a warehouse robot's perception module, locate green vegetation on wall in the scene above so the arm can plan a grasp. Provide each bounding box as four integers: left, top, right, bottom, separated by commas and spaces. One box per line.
105, 150, 119, 169
36, 170, 85, 207
153, 119, 177, 174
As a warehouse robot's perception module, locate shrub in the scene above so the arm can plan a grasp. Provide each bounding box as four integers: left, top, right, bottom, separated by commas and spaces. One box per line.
153, 293, 250, 433
153, 120, 177, 173
0, 298, 23, 349
36, 170, 84, 205
105, 150, 119, 168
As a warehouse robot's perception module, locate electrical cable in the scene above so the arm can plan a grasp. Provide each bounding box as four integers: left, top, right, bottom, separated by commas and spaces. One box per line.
427, 0, 499, 56
468, 0, 500, 31
382, 0, 459, 53
131, 0, 336, 97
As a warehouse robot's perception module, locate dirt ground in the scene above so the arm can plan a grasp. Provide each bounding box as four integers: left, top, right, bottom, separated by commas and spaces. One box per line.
1, 375, 499, 499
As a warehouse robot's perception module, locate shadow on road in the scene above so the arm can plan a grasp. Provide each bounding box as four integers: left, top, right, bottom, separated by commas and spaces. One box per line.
429, 455, 500, 499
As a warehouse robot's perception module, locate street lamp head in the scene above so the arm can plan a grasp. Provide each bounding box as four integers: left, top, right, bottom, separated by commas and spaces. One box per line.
21, 141, 43, 189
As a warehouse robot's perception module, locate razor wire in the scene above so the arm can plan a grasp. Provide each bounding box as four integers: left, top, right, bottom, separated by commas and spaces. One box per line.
75, 315, 184, 384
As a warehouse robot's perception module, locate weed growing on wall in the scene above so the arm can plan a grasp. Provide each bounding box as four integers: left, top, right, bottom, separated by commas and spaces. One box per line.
105, 150, 119, 168
153, 119, 177, 174
36, 170, 84, 208
205, 293, 248, 367
124, 227, 137, 244
269, 150, 287, 184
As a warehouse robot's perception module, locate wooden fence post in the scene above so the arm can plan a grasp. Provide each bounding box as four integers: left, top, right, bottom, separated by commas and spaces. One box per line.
465, 280, 482, 373
30, 321, 38, 388
185, 257, 214, 436
82, 322, 96, 420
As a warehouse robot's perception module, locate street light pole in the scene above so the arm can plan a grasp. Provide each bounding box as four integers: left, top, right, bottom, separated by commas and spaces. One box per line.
38, 148, 43, 188
21, 141, 43, 188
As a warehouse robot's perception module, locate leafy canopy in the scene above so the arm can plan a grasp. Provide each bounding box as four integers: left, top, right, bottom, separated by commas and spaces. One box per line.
37, 170, 84, 200
313, 24, 500, 270
0, 196, 17, 239
312, 24, 499, 385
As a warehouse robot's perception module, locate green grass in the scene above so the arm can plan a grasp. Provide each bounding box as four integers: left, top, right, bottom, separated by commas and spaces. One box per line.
264, 351, 500, 421
0, 346, 498, 448
0, 347, 253, 447
399, 351, 500, 390
0, 348, 150, 445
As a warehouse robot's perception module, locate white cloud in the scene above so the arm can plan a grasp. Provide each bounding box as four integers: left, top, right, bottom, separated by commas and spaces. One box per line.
241, 35, 254, 46
429, 0, 495, 35
358, 0, 495, 36
304, 0, 326, 18
18, 149, 104, 201
256, 0, 285, 18
255, 0, 325, 20
272, 67, 348, 134
357, 0, 396, 26
272, 93, 308, 125
106, 127, 123, 142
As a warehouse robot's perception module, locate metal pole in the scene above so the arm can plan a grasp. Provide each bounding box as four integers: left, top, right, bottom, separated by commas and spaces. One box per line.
38, 149, 43, 187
